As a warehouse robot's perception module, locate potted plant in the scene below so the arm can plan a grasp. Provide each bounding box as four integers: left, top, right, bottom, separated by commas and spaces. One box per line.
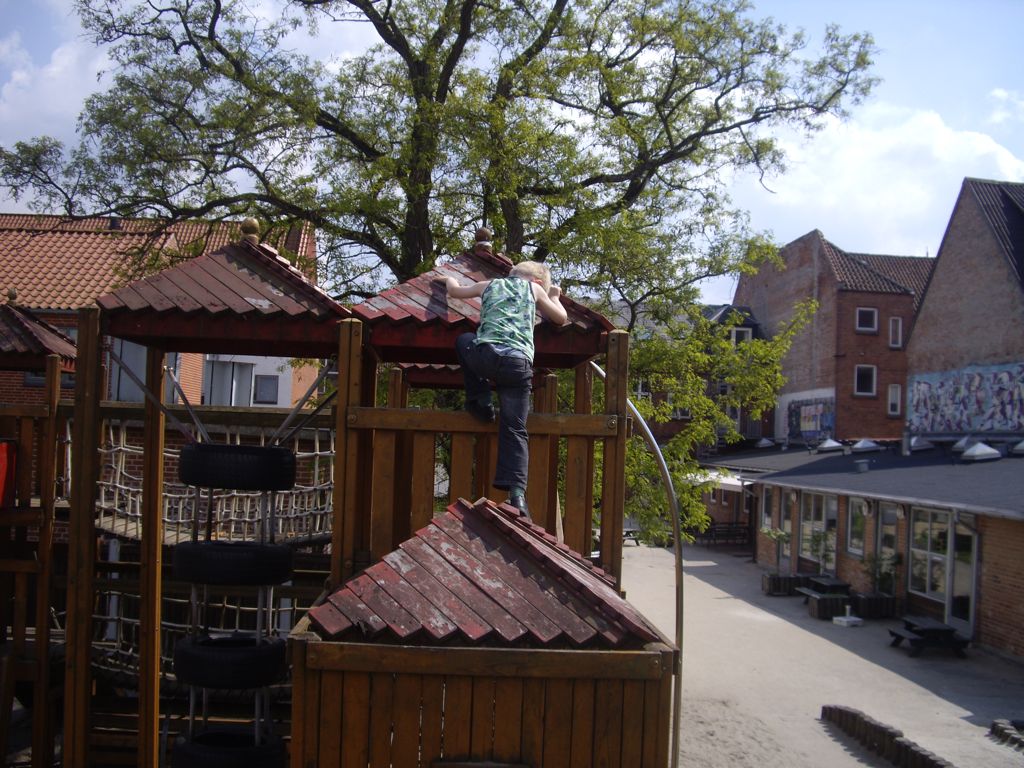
852, 552, 903, 618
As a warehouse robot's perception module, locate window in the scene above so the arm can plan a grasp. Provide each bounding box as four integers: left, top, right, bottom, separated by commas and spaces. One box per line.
761, 487, 773, 529
909, 507, 949, 601
847, 497, 869, 555
781, 491, 796, 557
253, 374, 280, 405
730, 327, 752, 345
854, 365, 877, 396
799, 492, 838, 571
889, 317, 903, 348
887, 384, 902, 416
855, 307, 878, 332
876, 502, 901, 594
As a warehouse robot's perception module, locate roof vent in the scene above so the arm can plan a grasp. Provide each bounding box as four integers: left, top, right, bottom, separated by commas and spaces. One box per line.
951, 435, 977, 453
756, 437, 774, 448
909, 436, 935, 452
960, 441, 1000, 462
817, 438, 843, 452
852, 439, 881, 453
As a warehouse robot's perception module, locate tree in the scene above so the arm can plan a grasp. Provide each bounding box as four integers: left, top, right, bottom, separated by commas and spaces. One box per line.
0, 0, 875, 299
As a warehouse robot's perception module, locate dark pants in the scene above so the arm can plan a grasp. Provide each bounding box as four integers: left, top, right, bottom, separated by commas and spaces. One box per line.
455, 332, 532, 491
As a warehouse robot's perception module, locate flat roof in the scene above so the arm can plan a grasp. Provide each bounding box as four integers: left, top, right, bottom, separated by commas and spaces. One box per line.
703, 445, 1024, 521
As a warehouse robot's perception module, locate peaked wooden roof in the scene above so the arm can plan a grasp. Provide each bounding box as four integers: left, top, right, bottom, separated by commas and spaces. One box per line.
0, 214, 317, 311
0, 303, 76, 371
351, 247, 614, 369
97, 239, 350, 356
308, 497, 662, 649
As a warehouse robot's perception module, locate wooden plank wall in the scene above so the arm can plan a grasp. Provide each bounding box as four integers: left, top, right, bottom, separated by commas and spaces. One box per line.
290, 636, 674, 768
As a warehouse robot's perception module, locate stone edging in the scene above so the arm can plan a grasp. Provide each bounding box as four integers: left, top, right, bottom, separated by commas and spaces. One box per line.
989, 719, 1024, 751
820, 705, 957, 767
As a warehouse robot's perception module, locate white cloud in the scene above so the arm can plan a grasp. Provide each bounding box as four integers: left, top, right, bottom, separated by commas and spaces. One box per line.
988, 88, 1024, 127
0, 37, 108, 146
731, 102, 1024, 259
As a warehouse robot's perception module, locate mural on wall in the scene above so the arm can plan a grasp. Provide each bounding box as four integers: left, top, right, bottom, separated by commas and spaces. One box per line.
909, 362, 1024, 433
787, 397, 836, 442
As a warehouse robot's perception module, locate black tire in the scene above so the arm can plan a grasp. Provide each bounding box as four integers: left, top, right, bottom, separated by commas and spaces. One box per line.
174, 634, 287, 689
178, 442, 296, 491
173, 541, 293, 585
171, 726, 286, 768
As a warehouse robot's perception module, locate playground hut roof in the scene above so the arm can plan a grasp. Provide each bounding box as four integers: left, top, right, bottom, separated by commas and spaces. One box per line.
0, 303, 77, 372
96, 238, 350, 357
307, 497, 662, 649
351, 248, 614, 369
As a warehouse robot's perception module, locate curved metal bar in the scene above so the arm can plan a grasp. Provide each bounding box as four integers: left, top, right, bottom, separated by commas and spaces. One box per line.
589, 361, 683, 768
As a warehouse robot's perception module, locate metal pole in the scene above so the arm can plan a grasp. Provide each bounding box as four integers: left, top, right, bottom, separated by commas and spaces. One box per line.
590, 361, 683, 768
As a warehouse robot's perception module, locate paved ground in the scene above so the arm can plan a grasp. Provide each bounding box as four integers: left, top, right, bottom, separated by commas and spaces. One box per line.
621, 542, 1024, 768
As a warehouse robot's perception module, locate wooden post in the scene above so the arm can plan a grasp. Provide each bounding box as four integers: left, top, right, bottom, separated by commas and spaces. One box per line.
564, 365, 594, 554
601, 330, 629, 586
527, 374, 557, 533
64, 307, 103, 767
31, 355, 60, 766
332, 319, 363, 586
388, 368, 414, 544
137, 348, 166, 767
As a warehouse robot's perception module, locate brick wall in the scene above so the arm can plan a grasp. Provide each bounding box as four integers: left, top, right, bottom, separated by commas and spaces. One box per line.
833, 291, 914, 440
908, 193, 1024, 372
976, 515, 1024, 657
733, 231, 838, 395
177, 352, 204, 406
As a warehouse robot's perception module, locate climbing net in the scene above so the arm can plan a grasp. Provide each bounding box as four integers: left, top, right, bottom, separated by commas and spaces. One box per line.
95, 422, 335, 545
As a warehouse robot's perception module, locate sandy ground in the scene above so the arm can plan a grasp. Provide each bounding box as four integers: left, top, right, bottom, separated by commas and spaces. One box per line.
621, 543, 1024, 768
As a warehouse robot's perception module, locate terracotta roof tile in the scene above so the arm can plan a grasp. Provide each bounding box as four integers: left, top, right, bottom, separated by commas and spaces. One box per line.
0, 303, 76, 370
307, 497, 662, 649
0, 214, 317, 311
351, 248, 614, 368
818, 233, 934, 309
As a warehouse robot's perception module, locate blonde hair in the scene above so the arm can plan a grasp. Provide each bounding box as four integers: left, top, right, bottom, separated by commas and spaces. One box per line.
509, 260, 551, 292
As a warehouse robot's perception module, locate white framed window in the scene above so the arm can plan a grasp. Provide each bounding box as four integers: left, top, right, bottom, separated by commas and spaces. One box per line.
855, 307, 878, 332
887, 384, 902, 416
761, 487, 774, 529
730, 327, 752, 345
253, 374, 280, 405
854, 365, 877, 396
909, 507, 949, 601
889, 316, 903, 348
847, 497, 869, 555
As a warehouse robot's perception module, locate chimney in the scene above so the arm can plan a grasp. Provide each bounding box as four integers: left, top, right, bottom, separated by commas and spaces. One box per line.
108, 215, 122, 230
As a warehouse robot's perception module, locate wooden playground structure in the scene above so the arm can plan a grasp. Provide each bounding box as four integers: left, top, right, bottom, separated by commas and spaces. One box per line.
0, 228, 677, 766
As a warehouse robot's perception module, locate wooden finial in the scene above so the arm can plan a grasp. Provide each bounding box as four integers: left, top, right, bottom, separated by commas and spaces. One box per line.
240, 217, 260, 244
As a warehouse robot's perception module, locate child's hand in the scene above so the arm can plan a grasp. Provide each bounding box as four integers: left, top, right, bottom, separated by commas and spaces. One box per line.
548, 285, 561, 299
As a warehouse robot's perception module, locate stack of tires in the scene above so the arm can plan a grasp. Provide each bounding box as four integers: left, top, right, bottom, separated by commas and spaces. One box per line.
171, 442, 296, 767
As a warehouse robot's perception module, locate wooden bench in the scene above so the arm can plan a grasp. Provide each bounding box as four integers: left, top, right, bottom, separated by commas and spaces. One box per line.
794, 586, 819, 604
794, 587, 850, 619
889, 627, 925, 655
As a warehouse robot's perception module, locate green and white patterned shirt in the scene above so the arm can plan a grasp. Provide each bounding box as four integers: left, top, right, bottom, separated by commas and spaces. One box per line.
475, 276, 537, 362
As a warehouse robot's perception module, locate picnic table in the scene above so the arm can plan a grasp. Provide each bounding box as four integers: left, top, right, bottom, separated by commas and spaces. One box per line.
807, 575, 851, 595
889, 615, 969, 657
793, 575, 851, 620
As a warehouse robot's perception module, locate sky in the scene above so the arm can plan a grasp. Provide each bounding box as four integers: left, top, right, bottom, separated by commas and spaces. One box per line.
1, 0, 1023, 303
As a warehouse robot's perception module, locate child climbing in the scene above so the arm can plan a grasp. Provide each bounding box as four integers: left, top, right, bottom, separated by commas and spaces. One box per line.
439, 258, 568, 519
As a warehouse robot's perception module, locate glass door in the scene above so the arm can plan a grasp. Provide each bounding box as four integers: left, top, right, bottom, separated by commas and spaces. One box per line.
947, 515, 977, 636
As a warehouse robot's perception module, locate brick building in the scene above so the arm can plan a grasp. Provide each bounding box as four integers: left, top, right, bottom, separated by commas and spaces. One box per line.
732, 230, 933, 443
701, 178, 1024, 659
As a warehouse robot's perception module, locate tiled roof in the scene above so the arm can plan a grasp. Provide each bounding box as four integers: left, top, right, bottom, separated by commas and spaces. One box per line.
351, 247, 614, 369
854, 253, 934, 310
818, 233, 930, 298
0, 303, 76, 371
97, 239, 350, 357
0, 228, 173, 310
964, 178, 1024, 289
0, 214, 316, 311
308, 497, 662, 649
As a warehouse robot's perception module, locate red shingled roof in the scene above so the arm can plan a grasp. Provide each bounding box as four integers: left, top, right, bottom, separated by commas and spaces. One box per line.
308, 497, 662, 649
817, 232, 934, 310
351, 248, 614, 369
0, 214, 317, 311
0, 303, 76, 371
97, 239, 350, 357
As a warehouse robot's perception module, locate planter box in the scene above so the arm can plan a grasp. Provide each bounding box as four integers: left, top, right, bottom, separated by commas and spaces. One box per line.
762, 573, 810, 596
852, 592, 903, 619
